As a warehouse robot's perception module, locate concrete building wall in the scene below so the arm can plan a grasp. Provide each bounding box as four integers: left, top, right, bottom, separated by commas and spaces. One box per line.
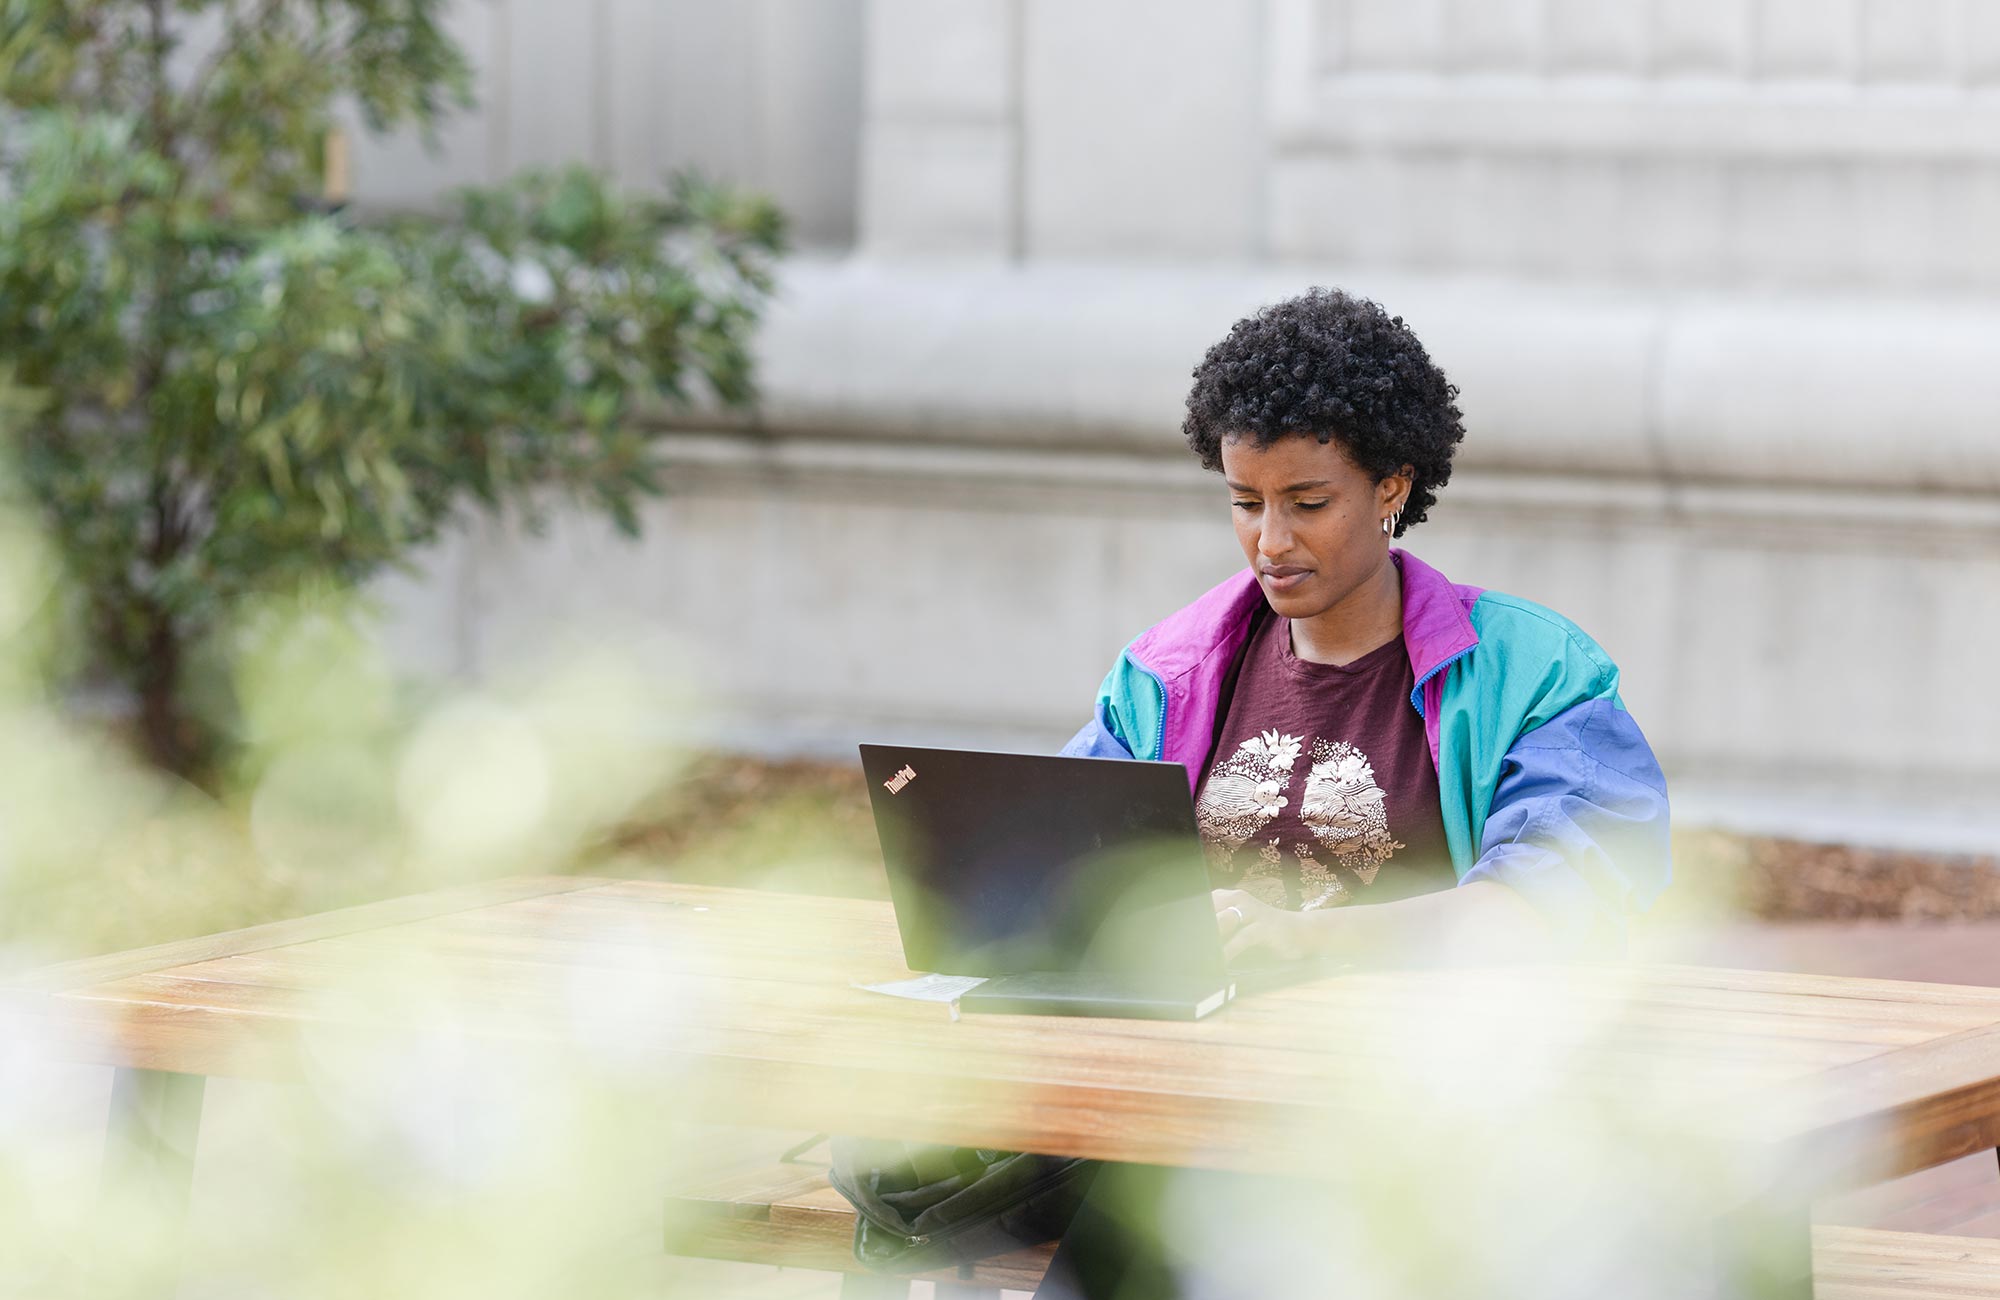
1261, 0, 2000, 287
343, 0, 866, 248
860, 0, 2000, 285
358, 2, 2000, 852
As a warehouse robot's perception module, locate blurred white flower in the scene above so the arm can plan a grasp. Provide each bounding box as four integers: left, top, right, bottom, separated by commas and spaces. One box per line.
397, 696, 551, 865
509, 258, 555, 304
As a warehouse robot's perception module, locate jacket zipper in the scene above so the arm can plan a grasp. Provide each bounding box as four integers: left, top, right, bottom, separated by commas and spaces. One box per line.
1408, 644, 1475, 718
1147, 671, 1167, 761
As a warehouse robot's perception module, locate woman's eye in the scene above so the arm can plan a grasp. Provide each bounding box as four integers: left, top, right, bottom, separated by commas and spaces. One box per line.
1231, 500, 1260, 511
1295, 500, 1329, 511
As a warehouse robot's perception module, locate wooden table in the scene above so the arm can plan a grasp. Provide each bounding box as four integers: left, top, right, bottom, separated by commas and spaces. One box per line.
12, 876, 2000, 1297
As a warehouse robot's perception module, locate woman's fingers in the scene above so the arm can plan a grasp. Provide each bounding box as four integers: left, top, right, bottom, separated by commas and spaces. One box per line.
1222, 923, 1262, 965
1212, 888, 1253, 941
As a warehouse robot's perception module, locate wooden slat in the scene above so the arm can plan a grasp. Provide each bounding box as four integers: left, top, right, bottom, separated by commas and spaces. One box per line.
663, 1214, 1058, 1291
23, 980, 1816, 1172
7, 876, 607, 993
664, 1161, 1056, 1291
1769, 1023, 2000, 1181
332, 919, 1950, 1082
10, 887, 1928, 1098
21, 878, 2000, 1183
769, 1181, 862, 1225
674, 1162, 840, 1222
314, 919, 1996, 1043
519, 886, 2000, 1022
21, 978, 1371, 1168
1814, 1225, 2000, 1298
320, 890, 2000, 1067
663, 1174, 2000, 1298
135, 932, 1927, 1063
65, 951, 1823, 1106
1629, 964, 2000, 1009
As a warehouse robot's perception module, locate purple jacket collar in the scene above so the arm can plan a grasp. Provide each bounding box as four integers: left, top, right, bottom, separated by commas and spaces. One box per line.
1129, 550, 1482, 786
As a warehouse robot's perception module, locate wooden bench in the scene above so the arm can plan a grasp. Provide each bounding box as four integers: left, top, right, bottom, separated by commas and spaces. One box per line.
664, 1158, 1055, 1298
1814, 1226, 2000, 1298
668, 1163, 2000, 1299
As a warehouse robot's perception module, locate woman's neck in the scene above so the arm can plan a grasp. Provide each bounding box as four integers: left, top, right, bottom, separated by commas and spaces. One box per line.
1288, 555, 1403, 666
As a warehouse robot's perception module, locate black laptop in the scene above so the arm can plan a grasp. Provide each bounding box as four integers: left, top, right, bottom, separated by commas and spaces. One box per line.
859, 744, 1329, 1021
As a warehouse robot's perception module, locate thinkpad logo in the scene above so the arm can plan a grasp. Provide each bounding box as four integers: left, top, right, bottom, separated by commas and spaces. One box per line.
883, 764, 916, 794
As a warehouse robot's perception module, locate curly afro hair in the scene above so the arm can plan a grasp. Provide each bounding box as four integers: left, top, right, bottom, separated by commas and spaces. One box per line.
1182, 288, 1463, 537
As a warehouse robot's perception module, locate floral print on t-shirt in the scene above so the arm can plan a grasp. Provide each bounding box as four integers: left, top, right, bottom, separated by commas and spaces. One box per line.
1193, 615, 1453, 911
1299, 738, 1401, 884
1195, 729, 1299, 849
1197, 730, 1406, 910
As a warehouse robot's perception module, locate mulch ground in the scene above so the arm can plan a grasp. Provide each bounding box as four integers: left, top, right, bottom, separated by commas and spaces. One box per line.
589, 755, 2000, 924
1670, 828, 2000, 923
587, 755, 888, 899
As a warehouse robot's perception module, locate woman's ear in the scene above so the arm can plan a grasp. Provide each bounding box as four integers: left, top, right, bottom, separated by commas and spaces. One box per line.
1382, 465, 1415, 512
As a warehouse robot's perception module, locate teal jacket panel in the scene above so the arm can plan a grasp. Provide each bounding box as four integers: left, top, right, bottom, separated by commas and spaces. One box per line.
1432, 591, 1623, 871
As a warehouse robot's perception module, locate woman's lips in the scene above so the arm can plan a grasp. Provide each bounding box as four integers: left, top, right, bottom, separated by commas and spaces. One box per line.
1260, 566, 1311, 593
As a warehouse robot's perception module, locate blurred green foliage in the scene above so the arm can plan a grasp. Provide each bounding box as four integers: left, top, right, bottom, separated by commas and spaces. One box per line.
589, 755, 889, 901
0, 0, 785, 782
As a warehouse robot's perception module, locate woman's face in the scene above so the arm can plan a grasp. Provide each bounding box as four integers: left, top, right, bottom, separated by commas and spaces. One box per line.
1219, 433, 1409, 622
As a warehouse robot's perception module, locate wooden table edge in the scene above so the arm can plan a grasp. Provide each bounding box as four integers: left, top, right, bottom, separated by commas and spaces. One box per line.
5, 874, 615, 994
1729, 1020, 2000, 1185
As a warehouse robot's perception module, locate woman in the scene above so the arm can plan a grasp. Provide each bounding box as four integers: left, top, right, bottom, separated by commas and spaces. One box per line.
1029, 289, 1674, 1299
1062, 287, 1671, 968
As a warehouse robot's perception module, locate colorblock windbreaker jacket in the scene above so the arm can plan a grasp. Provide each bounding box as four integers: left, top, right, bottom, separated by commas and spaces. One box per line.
1060, 550, 1671, 946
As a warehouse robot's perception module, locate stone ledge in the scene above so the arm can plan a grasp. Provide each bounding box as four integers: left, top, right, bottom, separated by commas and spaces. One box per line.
735, 256, 2000, 496
653, 430, 2000, 545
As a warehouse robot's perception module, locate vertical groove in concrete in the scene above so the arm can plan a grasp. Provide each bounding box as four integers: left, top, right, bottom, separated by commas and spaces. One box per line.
1250, 0, 1273, 262
590, 0, 612, 170
1639, 300, 1685, 520
746, 0, 770, 194
487, 0, 511, 180
1007, 0, 1027, 262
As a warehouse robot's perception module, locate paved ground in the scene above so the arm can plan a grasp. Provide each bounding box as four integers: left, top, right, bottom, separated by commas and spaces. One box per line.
1637, 919, 2000, 987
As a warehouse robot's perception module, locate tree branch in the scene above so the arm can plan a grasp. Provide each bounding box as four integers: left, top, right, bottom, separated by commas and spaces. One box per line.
144, 0, 172, 162
180, 0, 289, 127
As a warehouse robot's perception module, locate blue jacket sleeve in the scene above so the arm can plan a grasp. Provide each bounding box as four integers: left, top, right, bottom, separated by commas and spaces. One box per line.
1457, 697, 1671, 953
1059, 654, 1148, 759
1059, 708, 1136, 759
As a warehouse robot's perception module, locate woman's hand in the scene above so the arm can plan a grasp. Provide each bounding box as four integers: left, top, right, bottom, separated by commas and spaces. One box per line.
1216, 880, 1560, 971
1212, 888, 1321, 965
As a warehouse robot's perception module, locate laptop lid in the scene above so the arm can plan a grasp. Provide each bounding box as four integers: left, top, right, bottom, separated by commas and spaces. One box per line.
859, 745, 1224, 987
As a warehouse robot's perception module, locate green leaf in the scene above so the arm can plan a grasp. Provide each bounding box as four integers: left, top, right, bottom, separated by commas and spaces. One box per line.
0, 6, 785, 780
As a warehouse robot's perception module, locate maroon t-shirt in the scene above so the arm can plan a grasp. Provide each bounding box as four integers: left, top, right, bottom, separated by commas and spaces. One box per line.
1194, 612, 1456, 910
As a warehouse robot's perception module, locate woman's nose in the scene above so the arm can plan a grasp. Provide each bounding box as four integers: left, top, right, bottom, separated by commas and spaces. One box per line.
1258, 517, 1291, 557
